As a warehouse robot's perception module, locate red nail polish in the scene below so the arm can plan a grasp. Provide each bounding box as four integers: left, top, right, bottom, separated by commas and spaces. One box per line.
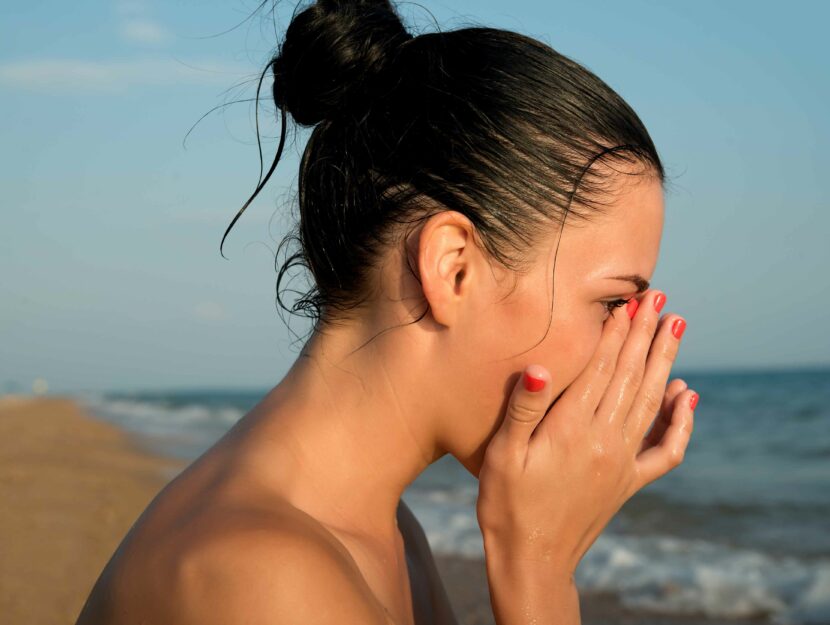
626, 298, 639, 319
523, 371, 546, 392
689, 393, 699, 410
671, 318, 686, 339
653, 292, 666, 313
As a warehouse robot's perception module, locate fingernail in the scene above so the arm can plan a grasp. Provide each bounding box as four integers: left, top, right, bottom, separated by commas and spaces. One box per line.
523, 371, 546, 392
626, 298, 639, 319
653, 292, 666, 313
690, 392, 699, 410
671, 318, 686, 339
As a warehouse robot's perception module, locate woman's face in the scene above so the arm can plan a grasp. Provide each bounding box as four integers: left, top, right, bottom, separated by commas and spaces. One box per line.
444, 172, 665, 477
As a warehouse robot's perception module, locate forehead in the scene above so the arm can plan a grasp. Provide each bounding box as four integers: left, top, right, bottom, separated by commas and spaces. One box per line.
587, 174, 664, 243
559, 174, 665, 283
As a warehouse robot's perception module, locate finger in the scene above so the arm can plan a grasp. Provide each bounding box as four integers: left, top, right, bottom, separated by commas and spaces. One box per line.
632, 388, 697, 490
595, 289, 667, 428
637, 378, 687, 455
496, 364, 555, 460
561, 297, 633, 417
623, 313, 687, 447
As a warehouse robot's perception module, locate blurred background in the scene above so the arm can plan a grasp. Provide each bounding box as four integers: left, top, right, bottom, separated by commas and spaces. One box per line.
1, 1, 828, 624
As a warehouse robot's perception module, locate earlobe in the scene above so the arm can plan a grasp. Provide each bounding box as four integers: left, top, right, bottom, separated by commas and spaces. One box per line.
416, 211, 474, 328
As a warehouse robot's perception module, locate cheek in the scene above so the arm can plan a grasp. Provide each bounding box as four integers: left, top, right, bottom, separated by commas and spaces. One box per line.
488, 295, 604, 393
527, 309, 604, 397
553, 320, 602, 388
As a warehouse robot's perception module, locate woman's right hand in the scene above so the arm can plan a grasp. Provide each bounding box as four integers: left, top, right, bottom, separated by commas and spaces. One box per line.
476, 289, 697, 577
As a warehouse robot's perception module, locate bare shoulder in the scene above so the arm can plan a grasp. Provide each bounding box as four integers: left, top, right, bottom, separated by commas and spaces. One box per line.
169, 512, 392, 625
78, 505, 393, 625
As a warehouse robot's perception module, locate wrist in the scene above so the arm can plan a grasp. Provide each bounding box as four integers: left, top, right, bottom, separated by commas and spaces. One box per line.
485, 551, 576, 588
482, 534, 577, 582
484, 551, 580, 625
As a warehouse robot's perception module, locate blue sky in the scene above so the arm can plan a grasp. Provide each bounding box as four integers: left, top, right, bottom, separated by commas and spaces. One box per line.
1, 1, 828, 393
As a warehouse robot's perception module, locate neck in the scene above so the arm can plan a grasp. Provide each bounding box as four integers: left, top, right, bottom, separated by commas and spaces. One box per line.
238, 320, 447, 544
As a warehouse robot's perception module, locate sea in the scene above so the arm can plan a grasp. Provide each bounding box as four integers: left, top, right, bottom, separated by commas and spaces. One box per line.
76, 366, 830, 625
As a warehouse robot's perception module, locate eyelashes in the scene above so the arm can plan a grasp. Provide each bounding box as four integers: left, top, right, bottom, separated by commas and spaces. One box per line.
602, 297, 633, 315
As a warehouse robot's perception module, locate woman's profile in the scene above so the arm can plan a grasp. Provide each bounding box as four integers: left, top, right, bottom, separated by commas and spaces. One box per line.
76, 1, 697, 624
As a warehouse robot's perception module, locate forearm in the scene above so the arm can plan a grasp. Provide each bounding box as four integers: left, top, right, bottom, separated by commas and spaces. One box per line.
484, 553, 580, 625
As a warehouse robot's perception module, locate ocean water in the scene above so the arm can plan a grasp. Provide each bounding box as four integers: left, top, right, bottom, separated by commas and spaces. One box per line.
77, 367, 830, 625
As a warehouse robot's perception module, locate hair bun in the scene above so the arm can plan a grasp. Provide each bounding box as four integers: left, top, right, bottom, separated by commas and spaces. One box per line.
272, 0, 412, 126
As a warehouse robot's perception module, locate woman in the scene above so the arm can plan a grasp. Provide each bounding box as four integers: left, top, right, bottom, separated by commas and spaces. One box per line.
76, 1, 696, 624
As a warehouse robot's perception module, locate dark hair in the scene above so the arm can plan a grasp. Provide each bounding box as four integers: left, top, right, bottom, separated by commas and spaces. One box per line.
220, 0, 667, 349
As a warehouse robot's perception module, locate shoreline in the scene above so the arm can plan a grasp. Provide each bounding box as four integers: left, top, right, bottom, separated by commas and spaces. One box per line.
0, 395, 769, 625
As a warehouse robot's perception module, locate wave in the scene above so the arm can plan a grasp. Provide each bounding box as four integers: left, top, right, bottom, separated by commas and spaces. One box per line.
403, 489, 830, 625
76, 392, 246, 459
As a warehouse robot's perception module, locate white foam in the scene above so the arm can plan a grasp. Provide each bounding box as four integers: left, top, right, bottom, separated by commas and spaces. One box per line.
75, 393, 244, 455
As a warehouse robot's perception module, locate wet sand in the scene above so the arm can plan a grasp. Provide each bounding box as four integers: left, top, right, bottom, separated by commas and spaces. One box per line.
0, 395, 767, 625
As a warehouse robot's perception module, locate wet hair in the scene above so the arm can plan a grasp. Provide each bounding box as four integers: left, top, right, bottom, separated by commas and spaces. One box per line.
220, 0, 667, 349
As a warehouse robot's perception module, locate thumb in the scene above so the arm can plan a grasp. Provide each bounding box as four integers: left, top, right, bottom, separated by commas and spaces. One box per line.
498, 364, 553, 454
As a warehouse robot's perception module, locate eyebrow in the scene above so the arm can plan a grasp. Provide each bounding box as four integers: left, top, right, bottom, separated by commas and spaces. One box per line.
605, 274, 650, 293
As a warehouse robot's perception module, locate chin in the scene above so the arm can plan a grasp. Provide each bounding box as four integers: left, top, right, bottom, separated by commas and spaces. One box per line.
454, 440, 488, 480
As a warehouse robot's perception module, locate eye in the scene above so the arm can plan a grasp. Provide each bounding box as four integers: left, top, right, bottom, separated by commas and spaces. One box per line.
602, 297, 632, 317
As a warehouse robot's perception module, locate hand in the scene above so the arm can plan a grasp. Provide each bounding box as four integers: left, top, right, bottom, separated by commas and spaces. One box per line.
476, 289, 697, 577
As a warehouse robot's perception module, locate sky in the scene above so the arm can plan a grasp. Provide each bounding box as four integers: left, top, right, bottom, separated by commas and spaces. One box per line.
1, 0, 828, 394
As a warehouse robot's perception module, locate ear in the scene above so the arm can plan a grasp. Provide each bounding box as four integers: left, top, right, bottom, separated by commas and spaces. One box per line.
416, 211, 479, 328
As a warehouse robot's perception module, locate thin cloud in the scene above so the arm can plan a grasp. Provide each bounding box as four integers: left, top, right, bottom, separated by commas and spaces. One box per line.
193, 301, 229, 322
115, 0, 172, 46
0, 58, 254, 93
121, 18, 171, 45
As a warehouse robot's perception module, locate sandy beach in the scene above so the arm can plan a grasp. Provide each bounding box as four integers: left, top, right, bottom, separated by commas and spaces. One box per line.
0, 395, 767, 625
0, 395, 186, 625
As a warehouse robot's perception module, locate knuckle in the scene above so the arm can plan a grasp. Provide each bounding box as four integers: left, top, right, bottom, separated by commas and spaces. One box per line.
641, 388, 663, 415
632, 311, 650, 334
658, 331, 680, 362
658, 344, 679, 367
668, 377, 688, 393
668, 446, 686, 466
589, 436, 620, 467
622, 359, 644, 389
593, 353, 614, 378
509, 401, 539, 424
590, 441, 611, 464
638, 309, 659, 337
